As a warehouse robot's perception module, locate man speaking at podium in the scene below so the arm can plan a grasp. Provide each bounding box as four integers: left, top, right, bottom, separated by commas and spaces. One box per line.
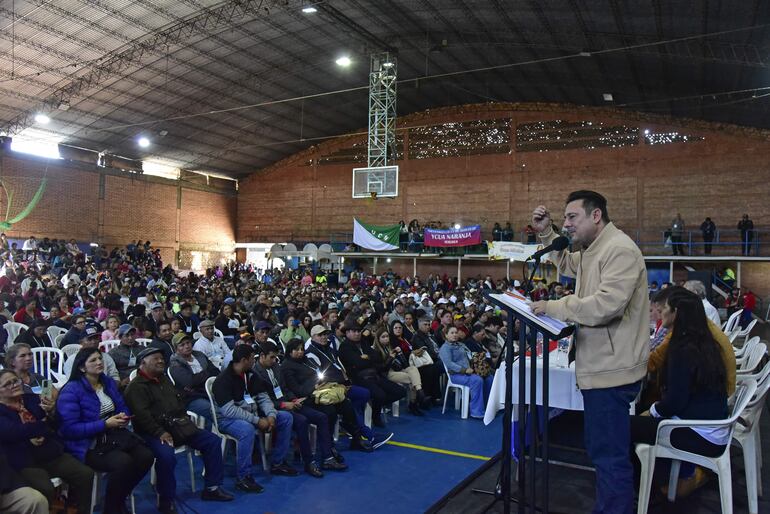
530, 190, 649, 514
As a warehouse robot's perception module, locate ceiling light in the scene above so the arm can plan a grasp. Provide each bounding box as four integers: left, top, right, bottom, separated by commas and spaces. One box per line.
302, 6, 317, 13
57, 101, 70, 111
602, 93, 614, 102
34, 113, 50, 124
386, 258, 392, 263
382, 61, 394, 68
643, 129, 650, 135
137, 137, 150, 148
335, 56, 352, 67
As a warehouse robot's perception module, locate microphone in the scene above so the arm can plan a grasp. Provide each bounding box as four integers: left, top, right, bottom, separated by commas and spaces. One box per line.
529, 236, 570, 261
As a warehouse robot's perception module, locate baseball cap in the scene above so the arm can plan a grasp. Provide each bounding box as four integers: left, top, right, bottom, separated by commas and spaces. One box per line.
171, 332, 192, 347
255, 321, 271, 331
437, 298, 448, 304
198, 319, 215, 329
82, 322, 101, 339
223, 297, 236, 305
136, 346, 163, 362
149, 302, 162, 310
310, 325, 330, 337
327, 302, 339, 311
118, 323, 136, 337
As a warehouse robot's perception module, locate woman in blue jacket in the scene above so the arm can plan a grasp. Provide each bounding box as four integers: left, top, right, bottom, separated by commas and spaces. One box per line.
0, 369, 94, 513
57, 349, 153, 514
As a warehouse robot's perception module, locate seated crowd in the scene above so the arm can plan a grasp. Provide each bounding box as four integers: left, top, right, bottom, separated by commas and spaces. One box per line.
0, 238, 520, 513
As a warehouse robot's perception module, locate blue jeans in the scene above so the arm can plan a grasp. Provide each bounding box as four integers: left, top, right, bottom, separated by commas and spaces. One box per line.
269, 410, 293, 465
449, 373, 495, 418
142, 429, 225, 503
581, 381, 641, 514
217, 418, 256, 480
347, 385, 373, 439
186, 398, 213, 430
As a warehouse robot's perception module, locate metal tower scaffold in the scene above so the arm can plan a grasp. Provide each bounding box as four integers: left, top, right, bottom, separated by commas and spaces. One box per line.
367, 52, 397, 168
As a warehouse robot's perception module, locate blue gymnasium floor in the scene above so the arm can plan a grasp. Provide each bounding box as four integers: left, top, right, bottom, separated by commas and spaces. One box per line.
126, 405, 502, 514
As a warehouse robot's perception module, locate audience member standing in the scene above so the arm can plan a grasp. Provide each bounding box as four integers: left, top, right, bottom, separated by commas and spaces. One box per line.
700, 217, 716, 255
670, 213, 685, 256
738, 214, 754, 256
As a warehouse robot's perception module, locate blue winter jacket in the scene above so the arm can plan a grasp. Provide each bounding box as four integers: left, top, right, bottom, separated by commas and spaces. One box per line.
56, 374, 131, 461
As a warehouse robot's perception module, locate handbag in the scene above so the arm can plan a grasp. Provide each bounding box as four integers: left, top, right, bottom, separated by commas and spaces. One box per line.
159, 413, 199, 445
409, 350, 434, 368
93, 428, 144, 456
311, 382, 347, 405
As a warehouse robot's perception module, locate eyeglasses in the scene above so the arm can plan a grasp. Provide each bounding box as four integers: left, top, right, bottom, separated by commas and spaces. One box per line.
0, 378, 21, 389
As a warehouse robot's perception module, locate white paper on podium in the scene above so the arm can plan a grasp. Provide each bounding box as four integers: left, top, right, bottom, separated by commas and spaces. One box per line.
489, 291, 570, 337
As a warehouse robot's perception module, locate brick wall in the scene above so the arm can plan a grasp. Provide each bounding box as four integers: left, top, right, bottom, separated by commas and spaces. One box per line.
237, 102, 770, 293
0, 151, 236, 267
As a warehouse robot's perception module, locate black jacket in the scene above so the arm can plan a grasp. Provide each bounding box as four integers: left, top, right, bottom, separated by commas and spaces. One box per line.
305, 342, 348, 384
280, 357, 321, 398
0, 447, 27, 493
250, 362, 296, 407
412, 331, 441, 361
168, 351, 220, 403
338, 338, 379, 381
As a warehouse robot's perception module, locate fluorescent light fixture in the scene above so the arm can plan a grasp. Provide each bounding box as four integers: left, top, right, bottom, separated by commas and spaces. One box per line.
579, 51, 592, 57
89, 242, 99, 247
302, 6, 317, 13
34, 113, 50, 124
454, 223, 461, 230
137, 137, 150, 148
335, 56, 352, 67
602, 93, 614, 102
10, 128, 61, 159
382, 61, 394, 68
142, 159, 181, 179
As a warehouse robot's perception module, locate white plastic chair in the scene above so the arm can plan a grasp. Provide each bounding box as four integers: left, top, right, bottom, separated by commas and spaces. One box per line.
135, 338, 152, 347
734, 362, 770, 514
734, 336, 760, 358
47, 325, 67, 343
4, 321, 28, 343
100, 340, 120, 353
441, 362, 470, 419
54, 333, 65, 348
728, 330, 741, 345
735, 318, 758, 343
192, 331, 202, 341
723, 310, 742, 334
737, 343, 767, 374
634, 380, 757, 514
30, 347, 63, 380
149, 412, 199, 494
204, 376, 271, 472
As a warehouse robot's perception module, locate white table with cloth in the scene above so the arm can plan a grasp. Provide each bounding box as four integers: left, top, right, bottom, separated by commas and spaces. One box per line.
483, 352, 583, 425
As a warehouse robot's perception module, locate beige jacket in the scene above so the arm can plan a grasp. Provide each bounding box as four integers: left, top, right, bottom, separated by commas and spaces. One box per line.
540, 222, 649, 389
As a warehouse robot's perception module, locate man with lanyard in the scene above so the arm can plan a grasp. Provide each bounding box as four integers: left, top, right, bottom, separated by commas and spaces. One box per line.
175, 303, 199, 335
108, 324, 141, 388
305, 325, 388, 445
252, 342, 348, 477
210, 345, 274, 494
148, 320, 175, 363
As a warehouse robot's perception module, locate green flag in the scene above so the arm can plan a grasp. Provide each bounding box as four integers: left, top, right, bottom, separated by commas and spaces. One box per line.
353, 218, 400, 251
